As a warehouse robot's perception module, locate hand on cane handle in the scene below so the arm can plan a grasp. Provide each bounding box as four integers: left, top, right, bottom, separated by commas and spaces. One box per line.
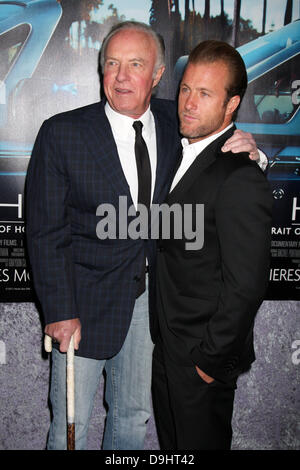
44, 334, 74, 354
44, 319, 81, 353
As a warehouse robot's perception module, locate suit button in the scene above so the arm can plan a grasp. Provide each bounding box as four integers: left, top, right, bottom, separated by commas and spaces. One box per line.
133, 275, 140, 282
158, 246, 165, 252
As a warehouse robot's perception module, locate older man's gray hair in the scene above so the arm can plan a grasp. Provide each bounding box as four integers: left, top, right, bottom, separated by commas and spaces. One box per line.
100, 21, 165, 76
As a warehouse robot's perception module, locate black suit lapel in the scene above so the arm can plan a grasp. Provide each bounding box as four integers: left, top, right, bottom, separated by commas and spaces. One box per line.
151, 102, 179, 205
82, 100, 133, 205
167, 126, 236, 203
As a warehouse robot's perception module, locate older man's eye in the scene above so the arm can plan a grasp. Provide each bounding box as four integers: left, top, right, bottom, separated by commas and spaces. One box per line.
106, 60, 117, 67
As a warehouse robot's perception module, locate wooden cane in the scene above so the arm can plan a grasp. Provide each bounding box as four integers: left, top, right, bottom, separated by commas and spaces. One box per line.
66, 335, 75, 450
44, 334, 75, 450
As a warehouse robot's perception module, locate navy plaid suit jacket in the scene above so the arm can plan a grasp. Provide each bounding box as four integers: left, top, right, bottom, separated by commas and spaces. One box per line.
26, 98, 181, 359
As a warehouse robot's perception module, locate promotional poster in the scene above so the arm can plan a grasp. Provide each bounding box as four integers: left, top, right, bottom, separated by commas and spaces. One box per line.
0, 0, 299, 451
1, 0, 300, 300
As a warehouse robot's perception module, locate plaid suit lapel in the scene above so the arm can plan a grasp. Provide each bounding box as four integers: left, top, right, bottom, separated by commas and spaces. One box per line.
82, 100, 133, 205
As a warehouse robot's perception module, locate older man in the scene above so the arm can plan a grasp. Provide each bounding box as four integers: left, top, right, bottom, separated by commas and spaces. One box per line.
152, 40, 273, 450
26, 22, 262, 450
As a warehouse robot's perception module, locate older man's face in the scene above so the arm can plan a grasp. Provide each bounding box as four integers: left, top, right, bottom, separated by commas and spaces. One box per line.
103, 29, 164, 119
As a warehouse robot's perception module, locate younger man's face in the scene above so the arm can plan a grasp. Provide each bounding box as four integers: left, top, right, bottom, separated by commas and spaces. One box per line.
178, 60, 240, 143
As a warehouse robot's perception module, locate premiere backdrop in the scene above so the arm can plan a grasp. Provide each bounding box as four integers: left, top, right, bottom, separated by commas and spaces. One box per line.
0, 0, 299, 449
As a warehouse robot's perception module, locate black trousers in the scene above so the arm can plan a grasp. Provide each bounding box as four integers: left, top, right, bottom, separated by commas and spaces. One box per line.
152, 342, 237, 450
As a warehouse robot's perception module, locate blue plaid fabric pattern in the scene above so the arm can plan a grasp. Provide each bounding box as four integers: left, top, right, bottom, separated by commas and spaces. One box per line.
26, 98, 180, 359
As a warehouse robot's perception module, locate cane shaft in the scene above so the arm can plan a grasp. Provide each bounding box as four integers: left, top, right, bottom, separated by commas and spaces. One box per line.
44, 333, 75, 449
67, 423, 75, 451
67, 335, 75, 450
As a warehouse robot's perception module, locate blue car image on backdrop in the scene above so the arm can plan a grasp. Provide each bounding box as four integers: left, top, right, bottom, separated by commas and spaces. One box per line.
174, 20, 300, 183
175, 20, 300, 299
0, 0, 62, 300
0, 0, 62, 174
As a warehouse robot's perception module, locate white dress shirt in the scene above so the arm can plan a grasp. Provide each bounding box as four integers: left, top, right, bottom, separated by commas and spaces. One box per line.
170, 124, 268, 192
105, 102, 157, 209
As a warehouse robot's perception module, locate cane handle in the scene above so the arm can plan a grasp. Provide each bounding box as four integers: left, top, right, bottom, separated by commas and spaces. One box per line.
44, 334, 52, 353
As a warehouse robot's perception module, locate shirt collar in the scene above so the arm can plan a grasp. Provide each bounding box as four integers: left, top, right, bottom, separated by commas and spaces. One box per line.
105, 101, 152, 139
181, 123, 234, 159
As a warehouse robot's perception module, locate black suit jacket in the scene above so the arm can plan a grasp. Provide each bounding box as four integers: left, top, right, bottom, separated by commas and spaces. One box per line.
26, 98, 181, 360
154, 126, 273, 383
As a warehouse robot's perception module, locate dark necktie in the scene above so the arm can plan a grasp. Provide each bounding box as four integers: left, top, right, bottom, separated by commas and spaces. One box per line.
133, 120, 151, 297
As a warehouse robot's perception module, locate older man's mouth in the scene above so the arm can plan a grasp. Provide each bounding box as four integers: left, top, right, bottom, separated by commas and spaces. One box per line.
115, 88, 133, 94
